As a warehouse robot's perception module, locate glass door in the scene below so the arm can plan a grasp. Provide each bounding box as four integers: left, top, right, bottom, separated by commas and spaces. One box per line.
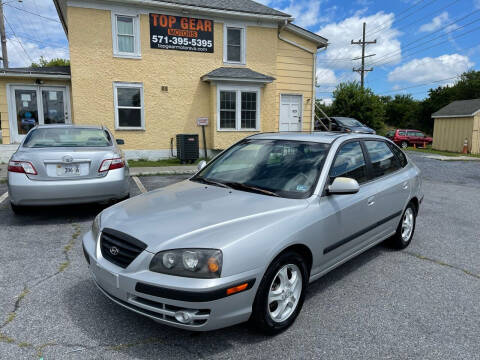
13, 88, 39, 140
41, 88, 68, 125
9, 86, 69, 143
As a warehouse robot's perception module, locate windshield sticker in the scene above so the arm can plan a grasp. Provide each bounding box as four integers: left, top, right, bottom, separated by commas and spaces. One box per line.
296, 185, 308, 192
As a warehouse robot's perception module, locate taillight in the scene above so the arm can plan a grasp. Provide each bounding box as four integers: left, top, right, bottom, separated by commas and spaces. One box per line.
8, 160, 38, 175
98, 158, 125, 173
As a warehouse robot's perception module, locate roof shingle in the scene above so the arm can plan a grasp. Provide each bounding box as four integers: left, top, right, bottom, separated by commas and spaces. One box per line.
150, 0, 290, 17
432, 99, 480, 117
202, 67, 275, 82
0, 66, 70, 75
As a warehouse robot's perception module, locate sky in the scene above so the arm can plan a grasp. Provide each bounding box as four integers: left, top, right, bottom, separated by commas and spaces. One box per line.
2, 0, 480, 103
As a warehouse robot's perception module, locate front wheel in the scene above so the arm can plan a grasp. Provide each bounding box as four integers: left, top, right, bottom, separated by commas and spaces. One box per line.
250, 251, 308, 335
387, 203, 416, 249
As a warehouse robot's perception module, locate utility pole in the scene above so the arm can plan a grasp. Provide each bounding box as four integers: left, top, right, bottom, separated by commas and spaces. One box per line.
0, 1, 8, 68
351, 22, 376, 88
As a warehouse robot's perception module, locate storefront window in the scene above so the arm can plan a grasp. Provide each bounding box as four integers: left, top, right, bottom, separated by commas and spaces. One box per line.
42, 90, 65, 124
114, 82, 144, 130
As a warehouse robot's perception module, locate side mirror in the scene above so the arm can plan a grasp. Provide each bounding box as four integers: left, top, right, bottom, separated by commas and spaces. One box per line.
197, 160, 207, 172
328, 177, 360, 195
116, 139, 125, 145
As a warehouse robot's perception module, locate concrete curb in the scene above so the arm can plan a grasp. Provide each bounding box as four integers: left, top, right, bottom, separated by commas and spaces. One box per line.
423, 155, 480, 162
129, 169, 196, 176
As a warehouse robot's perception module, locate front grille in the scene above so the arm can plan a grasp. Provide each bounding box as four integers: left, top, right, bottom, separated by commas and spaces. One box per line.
100, 228, 147, 268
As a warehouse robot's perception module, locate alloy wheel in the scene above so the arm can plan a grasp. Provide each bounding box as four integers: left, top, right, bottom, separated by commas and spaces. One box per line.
401, 207, 414, 242
268, 264, 302, 323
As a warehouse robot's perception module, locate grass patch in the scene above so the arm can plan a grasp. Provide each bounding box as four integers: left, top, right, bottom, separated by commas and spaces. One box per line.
407, 146, 480, 158
128, 157, 209, 168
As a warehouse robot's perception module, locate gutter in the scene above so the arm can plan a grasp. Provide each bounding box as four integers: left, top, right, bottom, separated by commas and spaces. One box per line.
53, 0, 68, 36
0, 72, 71, 79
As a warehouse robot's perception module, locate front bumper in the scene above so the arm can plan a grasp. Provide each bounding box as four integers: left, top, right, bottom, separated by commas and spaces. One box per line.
8, 168, 130, 206
82, 230, 262, 331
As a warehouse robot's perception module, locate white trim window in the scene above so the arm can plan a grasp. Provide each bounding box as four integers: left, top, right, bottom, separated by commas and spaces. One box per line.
223, 25, 246, 64
217, 86, 260, 131
113, 82, 145, 130
112, 12, 141, 58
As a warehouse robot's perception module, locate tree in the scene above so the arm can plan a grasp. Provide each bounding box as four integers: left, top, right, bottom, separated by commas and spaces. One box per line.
31, 56, 70, 68
331, 81, 385, 130
385, 95, 421, 129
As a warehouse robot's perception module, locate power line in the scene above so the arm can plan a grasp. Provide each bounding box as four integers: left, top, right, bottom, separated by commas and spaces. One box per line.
367, 11, 480, 67
4, 3, 61, 23
3, 15, 32, 63
379, 76, 460, 94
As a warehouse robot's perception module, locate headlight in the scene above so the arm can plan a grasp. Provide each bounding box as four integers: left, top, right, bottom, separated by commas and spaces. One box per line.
150, 249, 222, 278
92, 214, 101, 239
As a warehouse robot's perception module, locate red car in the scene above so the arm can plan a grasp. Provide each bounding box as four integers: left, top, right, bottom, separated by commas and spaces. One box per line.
386, 129, 433, 149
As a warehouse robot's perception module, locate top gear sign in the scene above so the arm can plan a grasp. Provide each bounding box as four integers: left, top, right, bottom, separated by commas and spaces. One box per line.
150, 13, 214, 53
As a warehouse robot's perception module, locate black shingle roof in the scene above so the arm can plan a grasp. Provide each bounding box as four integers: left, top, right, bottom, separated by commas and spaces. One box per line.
202, 67, 275, 82
0, 66, 70, 75
432, 99, 480, 117
150, 0, 290, 17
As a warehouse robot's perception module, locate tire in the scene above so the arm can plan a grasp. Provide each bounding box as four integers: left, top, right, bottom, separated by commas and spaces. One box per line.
387, 203, 416, 249
250, 251, 308, 335
10, 202, 27, 215
401, 141, 409, 149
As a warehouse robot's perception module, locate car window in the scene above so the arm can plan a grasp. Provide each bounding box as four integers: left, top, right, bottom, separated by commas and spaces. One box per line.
330, 141, 368, 184
406, 131, 416, 137
387, 142, 408, 168
23, 128, 112, 148
365, 141, 401, 178
398, 131, 406, 136
195, 140, 329, 199
386, 130, 395, 137
415, 132, 425, 137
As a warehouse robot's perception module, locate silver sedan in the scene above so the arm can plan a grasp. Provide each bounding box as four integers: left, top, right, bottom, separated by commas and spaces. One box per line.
8, 125, 130, 213
83, 132, 422, 334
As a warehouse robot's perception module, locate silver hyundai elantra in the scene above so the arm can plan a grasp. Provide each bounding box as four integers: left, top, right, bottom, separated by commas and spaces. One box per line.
7, 125, 130, 213
83, 132, 422, 334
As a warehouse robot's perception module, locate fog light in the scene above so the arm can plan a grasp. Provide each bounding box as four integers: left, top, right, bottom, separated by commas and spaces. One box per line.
174, 310, 195, 324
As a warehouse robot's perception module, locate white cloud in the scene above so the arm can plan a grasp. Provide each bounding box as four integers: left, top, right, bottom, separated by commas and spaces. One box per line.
7, 37, 69, 67
317, 11, 402, 70
419, 12, 449, 32
388, 54, 474, 84
3, 0, 68, 67
316, 68, 338, 86
282, 1, 322, 28
318, 97, 333, 106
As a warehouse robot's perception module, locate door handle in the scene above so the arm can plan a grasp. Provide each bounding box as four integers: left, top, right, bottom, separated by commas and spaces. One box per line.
367, 196, 375, 206
402, 181, 409, 190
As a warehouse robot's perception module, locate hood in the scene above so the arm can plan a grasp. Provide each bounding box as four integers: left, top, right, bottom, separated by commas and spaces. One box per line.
100, 180, 308, 253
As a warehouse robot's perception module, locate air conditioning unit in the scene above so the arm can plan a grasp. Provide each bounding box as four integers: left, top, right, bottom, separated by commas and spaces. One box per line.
176, 134, 199, 164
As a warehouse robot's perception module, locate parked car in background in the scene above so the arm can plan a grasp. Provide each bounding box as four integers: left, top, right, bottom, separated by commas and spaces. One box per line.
386, 129, 433, 149
83, 132, 422, 334
7, 125, 129, 213
315, 117, 376, 134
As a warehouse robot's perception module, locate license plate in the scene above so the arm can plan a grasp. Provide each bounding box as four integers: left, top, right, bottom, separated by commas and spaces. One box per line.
56, 164, 81, 176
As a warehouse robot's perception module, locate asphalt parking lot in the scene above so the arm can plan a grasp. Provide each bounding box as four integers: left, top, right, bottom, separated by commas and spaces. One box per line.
0, 154, 479, 360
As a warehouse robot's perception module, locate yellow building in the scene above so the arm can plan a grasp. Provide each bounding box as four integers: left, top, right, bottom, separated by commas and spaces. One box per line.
432, 99, 480, 155
1, 0, 328, 160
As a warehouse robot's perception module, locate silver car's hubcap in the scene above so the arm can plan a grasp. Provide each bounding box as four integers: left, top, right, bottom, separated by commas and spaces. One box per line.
268, 264, 302, 323
401, 208, 414, 242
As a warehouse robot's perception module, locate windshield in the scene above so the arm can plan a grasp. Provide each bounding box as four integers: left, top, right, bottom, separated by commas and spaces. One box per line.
193, 140, 329, 199
336, 118, 364, 127
23, 128, 112, 148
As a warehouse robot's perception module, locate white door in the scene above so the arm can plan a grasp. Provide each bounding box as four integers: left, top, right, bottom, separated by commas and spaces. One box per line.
279, 95, 302, 132
9, 85, 70, 143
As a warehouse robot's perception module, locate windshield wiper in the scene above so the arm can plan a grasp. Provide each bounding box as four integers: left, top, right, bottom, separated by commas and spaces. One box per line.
192, 177, 231, 189
224, 182, 280, 197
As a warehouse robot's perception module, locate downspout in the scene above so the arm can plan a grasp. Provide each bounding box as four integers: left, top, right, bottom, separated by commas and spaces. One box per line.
278, 22, 329, 132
